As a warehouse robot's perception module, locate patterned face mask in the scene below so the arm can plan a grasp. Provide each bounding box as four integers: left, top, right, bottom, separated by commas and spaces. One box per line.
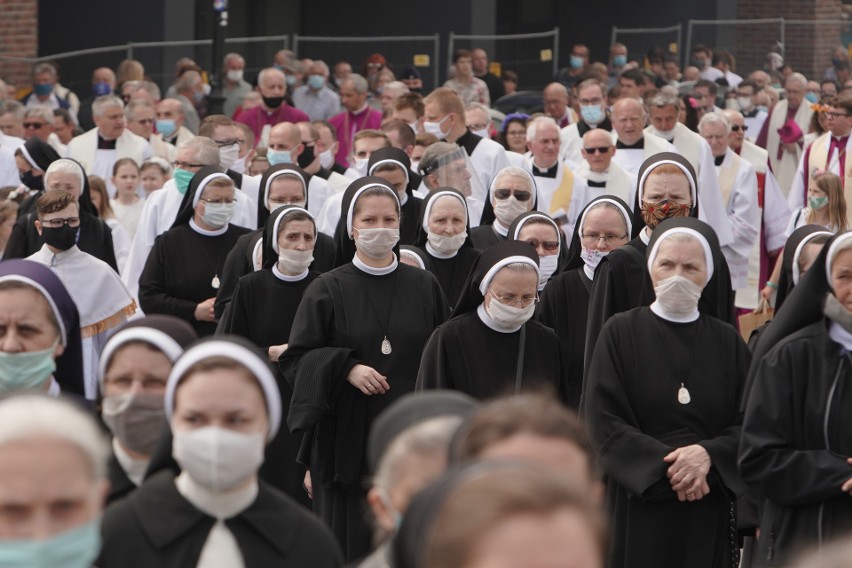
640, 199, 691, 229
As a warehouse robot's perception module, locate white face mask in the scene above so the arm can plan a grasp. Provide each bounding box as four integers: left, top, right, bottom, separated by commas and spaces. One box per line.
473, 128, 490, 140
278, 248, 314, 273
427, 230, 467, 255
354, 227, 400, 259
580, 247, 608, 271
423, 115, 450, 140
172, 426, 265, 491
485, 293, 536, 330
493, 196, 529, 227
737, 96, 754, 112
319, 147, 336, 170
219, 144, 240, 171
353, 157, 369, 177
410, 160, 420, 174
230, 154, 247, 174
226, 69, 244, 83
537, 254, 559, 289
654, 275, 703, 316
201, 201, 236, 228
654, 127, 675, 141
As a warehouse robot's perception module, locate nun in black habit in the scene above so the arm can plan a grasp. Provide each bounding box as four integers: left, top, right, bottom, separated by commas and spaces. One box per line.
98, 337, 343, 568
281, 177, 448, 562
213, 163, 336, 320
416, 240, 566, 402
585, 216, 749, 568
367, 146, 423, 246
470, 166, 538, 250
138, 167, 251, 337
583, 153, 735, 397
415, 187, 480, 311
739, 232, 852, 566
507, 210, 570, 292
5, 157, 118, 271
538, 195, 633, 409
13, 137, 60, 218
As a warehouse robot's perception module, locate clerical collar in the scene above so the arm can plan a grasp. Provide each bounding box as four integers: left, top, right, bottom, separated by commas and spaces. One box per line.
714, 154, 725, 166
742, 108, 758, 118
425, 241, 458, 259
455, 129, 482, 156
616, 138, 644, 150
584, 168, 609, 183
640, 227, 652, 245
832, 134, 850, 145
352, 104, 370, 116
588, 179, 607, 188
578, 116, 612, 136
532, 160, 559, 178
97, 134, 117, 150
583, 265, 596, 281
492, 219, 510, 237
830, 322, 852, 351
272, 263, 309, 282
650, 300, 699, 323
353, 252, 398, 275
476, 303, 523, 333
113, 438, 149, 487
176, 471, 258, 520
189, 218, 228, 236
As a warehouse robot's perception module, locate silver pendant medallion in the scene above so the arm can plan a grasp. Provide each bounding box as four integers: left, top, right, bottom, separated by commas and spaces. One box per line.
381, 337, 392, 355
677, 384, 691, 405
211, 275, 220, 289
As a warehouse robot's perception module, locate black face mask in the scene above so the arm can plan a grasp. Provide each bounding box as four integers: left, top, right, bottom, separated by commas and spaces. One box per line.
20, 170, 43, 191
42, 224, 78, 251
262, 96, 284, 109
297, 145, 315, 169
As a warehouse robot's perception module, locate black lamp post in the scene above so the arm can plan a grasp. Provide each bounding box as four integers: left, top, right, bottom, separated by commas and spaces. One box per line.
207, 0, 228, 115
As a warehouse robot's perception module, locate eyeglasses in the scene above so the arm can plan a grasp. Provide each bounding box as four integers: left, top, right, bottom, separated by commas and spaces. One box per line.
42, 217, 80, 229
524, 239, 559, 252
825, 111, 850, 119
200, 197, 236, 205
468, 122, 489, 131
489, 289, 539, 307
581, 232, 628, 244
23, 122, 46, 129
583, 146, 611, 154
134, 118, 155, 125
173, 161, 206, 169
493, 189, 532, 201
730, 125, 748, 132
579, 97, 603, 105
213, 138, 242, 148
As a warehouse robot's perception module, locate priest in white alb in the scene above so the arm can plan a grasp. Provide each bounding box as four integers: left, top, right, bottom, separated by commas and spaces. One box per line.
571, 127, 635, 210
609, 97, 673, 177
560, 78, 612, 165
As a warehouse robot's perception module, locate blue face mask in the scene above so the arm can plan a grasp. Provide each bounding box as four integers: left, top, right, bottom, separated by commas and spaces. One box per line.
613, 55, 627, 67
156, 119, 177, 138
580, 105, 604, 125
0, 340, 58, 392
173, 168, 194, 195
805, 91, 819, 104
286, 75, 297, 87
0, 518, 101, 568
92, 81, 111, 97
267, 149, 293, 165
33, 83, 53, 97
570, 55, 584, 69
756, 105, 769, 114
307, 74, 325, 90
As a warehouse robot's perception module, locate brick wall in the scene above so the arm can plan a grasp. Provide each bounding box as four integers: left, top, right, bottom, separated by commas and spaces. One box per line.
736, 0, 843, 80
0, 0, 38, 92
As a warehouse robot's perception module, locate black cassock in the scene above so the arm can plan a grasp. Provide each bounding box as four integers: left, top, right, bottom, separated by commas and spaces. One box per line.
398, 196, 423, 246
281, 262, 447, 562
138, 224, 250, 337
416, 311, 566, 402
470, 224, 505, 250
538, 267, 591, 409
225, 269, 318, 508
417, 247, 479, 312
586, 308, 748, 568
739, 320, 852, 566
97, 470, 343, 568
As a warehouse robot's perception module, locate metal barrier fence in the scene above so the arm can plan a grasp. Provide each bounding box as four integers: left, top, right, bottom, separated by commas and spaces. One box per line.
686, 18, 785, 75
292, 34, 441, 91
448, 28, 559, 90
611, 24, 683, 62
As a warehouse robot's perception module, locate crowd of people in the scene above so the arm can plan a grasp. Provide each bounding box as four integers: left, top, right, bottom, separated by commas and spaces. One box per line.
1, 38, 852, 568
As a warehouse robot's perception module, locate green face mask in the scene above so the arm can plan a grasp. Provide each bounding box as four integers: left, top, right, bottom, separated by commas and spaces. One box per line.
0, 340, 58, 392
0, 518, 100, 568
173, 168, 195, 195
809, 195, 829, 210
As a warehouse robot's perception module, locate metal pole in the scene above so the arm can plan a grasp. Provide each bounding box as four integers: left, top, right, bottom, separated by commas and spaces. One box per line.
293, 34, 300, 57
610, 26, 618, 47
684, 20, 693, 70
208, 0, 228, 115
127, 42, 134, 60
447, 32, 455, 82
552, 27, 559, 79
779, 18, 785, 58
675, 23, 682, 59
433, 33, 441, 91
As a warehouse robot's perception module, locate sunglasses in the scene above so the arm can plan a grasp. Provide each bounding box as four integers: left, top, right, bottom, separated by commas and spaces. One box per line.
493, 189, 532, 201
730, 125, 748, 132
23, 122, 46, 129
583, 146, 611, 154
525, 239, 560, 252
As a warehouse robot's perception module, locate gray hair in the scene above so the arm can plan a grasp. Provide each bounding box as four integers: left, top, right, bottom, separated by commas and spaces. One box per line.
383, 81, 409, 95
31, 62, 57, 79
180, 136, 220, 166
23, 105, 53, 123
786, 73, 808, 89
1, 100, 25, 120
526, 116, 560, 141
257, 67, 285, 88
135, 80, 161, 101
346, 73, 369, 94
0, 395, 109, 480
698, 111, 732, 134
494, 166, 534, 192
223, 52, 245, 67
649, 91, 680, 110
44, 159, 85, 191
175, 70, 201, 93
92, 95, 124, 117
310, 60, 330, 77
465, 102, 490, 116
125, 99, 154, 121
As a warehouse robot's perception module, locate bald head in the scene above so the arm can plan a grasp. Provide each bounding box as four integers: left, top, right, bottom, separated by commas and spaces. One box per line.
270, 122, 301, 146
611, 98, 646, 145
543, 82, 570, 121
581, 128, 615, 172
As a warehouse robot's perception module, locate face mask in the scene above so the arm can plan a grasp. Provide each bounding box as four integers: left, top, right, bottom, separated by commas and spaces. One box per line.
101, 392, 165, 456
156, 119, 177, 138
494, 196, 529, 227
691, 58, 707, 69
173, 168, 194, 195
42, 225, 78, 251
570, 55, 584, 69
581, 247, 608, 271
201, 201, 236, 228
423, 115, 450, 140
172, 426, 265, 491
580, 105, 604, 125
219, 144, 239, 171
226, 69, 244, 83
737, 96, 754, 112
307, 74, 325, 90
192, 90, 205, 103
92, 81, 111, 97
410, 160, 420, 174
640, 199, 691, 229
279, 248, 314, 273
33, 83, 53, 97
319, 148, 335, 169
805, 91, 819, 104
654, 275, 703, 315
0, 518, 100, 568
809, 195, 829, 210
613, 55, 627, 67
266, 148, 293, 166
334, 77, 344, 87
354, 227, 400, 259
20, 170, 43, 191
353, 157, 369, 177
407, 120, 421, 135
285, 75, 297, 87
654, 127, 675, 141
230, 155, 247, 175
473, 128, 490, 140
297, 145, 315, 169
427, 230, 467, 255
262, 95, 285, 109
0, 340, 58, 392
756, 105, 769, 114
538, 254, 559, 289
485, 294, 536, 330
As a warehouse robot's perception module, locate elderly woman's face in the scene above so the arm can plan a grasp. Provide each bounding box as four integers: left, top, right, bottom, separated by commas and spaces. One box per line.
831, 248, 852, 311
103, 343, 172, 398
0, 287, 63, 357
46, 171, 81, 199
518, 222, 559, 258
172, 367, 268, 436
0, 436, 105, 539
643, 172, 691, 205
485, 267, 538, 311
581, 207, 629, 253
650, 238, 707, 289
428, 196, 466, 237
